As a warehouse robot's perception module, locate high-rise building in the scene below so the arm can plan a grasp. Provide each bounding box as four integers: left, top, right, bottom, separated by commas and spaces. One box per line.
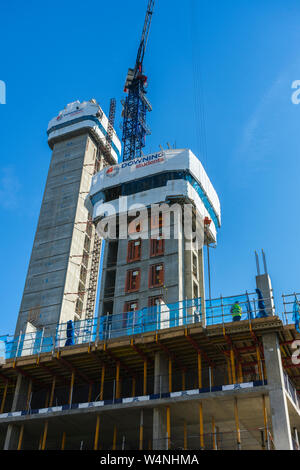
0, 147, 299, 451
0, 116, 299, 453
88, 149, 221, 336
15, 100, 121, 340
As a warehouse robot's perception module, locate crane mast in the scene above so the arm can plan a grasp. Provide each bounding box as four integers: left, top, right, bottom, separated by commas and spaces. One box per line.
122, 0, 155, 162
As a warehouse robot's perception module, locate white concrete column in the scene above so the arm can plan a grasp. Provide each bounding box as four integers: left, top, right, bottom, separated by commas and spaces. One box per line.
256, 274, 274, 316
262, 333, 293, 450
4, 374, 31, 450
153, 352, 169, 450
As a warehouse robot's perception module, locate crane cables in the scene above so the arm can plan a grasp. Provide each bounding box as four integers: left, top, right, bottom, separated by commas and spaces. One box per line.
189, 0, 209, 180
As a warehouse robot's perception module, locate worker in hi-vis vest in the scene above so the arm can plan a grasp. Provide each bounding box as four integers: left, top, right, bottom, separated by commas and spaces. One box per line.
230, 301, 242, 322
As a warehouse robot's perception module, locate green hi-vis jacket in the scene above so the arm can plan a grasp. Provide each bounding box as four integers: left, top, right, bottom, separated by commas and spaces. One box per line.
231, 303, 242, 317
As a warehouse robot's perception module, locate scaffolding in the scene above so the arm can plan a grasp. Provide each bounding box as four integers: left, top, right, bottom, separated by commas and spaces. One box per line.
0, 326, 280, 450
0, 291, 276, 359
1, 289, 299, 450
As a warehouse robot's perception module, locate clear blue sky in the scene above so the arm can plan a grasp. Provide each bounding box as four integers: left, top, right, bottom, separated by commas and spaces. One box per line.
0, 0, 300, 334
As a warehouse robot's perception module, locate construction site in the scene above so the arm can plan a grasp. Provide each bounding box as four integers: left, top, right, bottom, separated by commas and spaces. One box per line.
0, 0, 300, 452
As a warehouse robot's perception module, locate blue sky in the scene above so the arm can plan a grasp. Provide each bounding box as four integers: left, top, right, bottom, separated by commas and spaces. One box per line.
0, 0, 300, 333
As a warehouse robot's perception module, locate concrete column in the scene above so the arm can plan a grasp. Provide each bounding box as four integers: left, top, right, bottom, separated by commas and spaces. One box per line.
4, 374, 31, 450
256, 274, 274, 316
262, 333, 293, 450
4, 425, 21, 451
153, 351, 169, 395
153, 352, 169, 450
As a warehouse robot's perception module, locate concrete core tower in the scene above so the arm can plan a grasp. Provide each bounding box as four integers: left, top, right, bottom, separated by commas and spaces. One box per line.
15, 100, 121, 340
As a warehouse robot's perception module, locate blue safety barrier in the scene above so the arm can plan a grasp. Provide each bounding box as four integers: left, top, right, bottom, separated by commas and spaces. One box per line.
0, 290, 274, 359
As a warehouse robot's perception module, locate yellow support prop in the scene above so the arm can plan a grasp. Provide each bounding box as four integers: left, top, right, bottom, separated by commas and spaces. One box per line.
238, 363, 243, 384
199, 402, 204, 449
94, 415, 100, 451
234, 398, 241, 449
113, 425, 117, 450
139, 410, 144, 450
17, 425, 24, 451
100, 365, 105, 401
69, 371, 75, 405
61, 431, 66, 451
262, 361, 267, 382
198, 352, 202, 389
0, 382, 8, 414
212, 416, 216, 450
38, 432, 43, 450
49, 376, 56, 407
132, 377, 136, 398
116, 362, 120, 399
182, 371, 186, 391
41, 421, 48, 451
230, 349, 236, 384
166, 406, 171, 450
226, 357, 232, 384
262, 395, 268, 448
256, 346, 263, 381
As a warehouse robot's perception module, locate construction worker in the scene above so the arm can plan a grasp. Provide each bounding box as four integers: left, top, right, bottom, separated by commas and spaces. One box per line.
230, 301, 242, 322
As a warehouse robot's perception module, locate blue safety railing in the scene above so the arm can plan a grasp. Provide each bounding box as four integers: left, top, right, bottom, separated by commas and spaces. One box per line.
0, 290, 275, 360
206, 293, 256, 326
99, 297, 201, 340
282, 293, 300, 333
56, 317, 98, 349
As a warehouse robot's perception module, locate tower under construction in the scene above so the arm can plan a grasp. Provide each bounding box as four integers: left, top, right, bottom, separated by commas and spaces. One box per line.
0, 0, 300, 453
0, 140, 299, 450
15, 99, 121, 344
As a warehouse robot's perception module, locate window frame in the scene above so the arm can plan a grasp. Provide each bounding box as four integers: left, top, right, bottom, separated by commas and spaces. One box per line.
125, 269, 141, 293
123, 300, 139, 313
150, 238, 165, 257
149, 263, 164, 289
148, 296, 163, 308
127, 239, 142, 263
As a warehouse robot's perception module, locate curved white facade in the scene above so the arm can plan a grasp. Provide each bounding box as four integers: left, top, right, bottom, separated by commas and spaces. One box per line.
88, 149, 221, 241
47, 100, 121, 163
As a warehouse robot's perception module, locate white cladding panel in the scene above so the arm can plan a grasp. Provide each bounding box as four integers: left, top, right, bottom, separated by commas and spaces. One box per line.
47, 100, 121, 162
92, 179, 218, 241
89, 149, 221, 225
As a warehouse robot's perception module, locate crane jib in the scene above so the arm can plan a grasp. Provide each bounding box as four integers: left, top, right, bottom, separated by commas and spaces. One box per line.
122, 0, 156, 162
135, 0, 155, 75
